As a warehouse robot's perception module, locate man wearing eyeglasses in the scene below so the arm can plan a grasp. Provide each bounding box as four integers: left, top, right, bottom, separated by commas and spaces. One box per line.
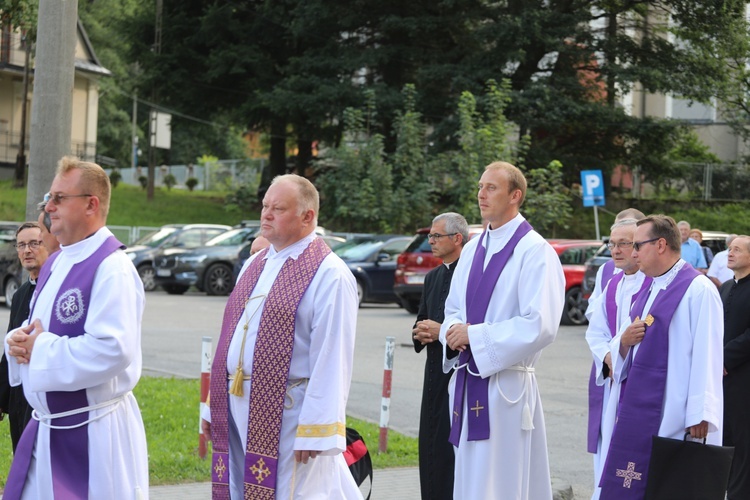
584, 218, 651, 499
412, 212, 469, 500
1, 222, 49, 452
599, 215, 723, 498
440, 162, 565, 499
4, 156, 148, 499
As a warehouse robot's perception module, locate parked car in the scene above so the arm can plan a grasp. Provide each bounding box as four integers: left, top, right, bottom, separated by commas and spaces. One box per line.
0, 221, 23, 307
333, 236, 411, 307
393, 225, 484, 313
581, 230, 731, 311
124, 223, 232, 291
549, 239, 602, 326
153, 226, 259, 295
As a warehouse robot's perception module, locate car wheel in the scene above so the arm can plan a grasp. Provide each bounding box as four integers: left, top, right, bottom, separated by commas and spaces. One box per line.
204, 264, 234, 296
164, 285, 189, 295
356, 280, 364, 307
402, 298, 420, 314
138, 264, 157, 292
562, 286, 588, 326
4, 276, 20, 306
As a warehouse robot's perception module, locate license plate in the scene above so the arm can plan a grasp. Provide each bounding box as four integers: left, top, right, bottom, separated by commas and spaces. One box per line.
405, 275, 425, 284
156, 269, 172, 277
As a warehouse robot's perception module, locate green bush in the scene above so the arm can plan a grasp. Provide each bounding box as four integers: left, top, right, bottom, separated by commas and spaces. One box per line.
163, 173, 177, 191
186, 177, 199, 191
109, 169, 122, 188
138, 175, 148, 190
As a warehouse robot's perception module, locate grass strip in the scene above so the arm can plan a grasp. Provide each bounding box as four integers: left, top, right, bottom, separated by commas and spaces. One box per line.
0, 376, 417, 488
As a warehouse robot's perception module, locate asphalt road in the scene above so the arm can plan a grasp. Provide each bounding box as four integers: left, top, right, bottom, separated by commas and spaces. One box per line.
1, 290, 594, 499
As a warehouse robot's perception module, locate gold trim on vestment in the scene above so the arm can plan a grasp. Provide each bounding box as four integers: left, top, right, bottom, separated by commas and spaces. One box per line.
295, 422, 346, 438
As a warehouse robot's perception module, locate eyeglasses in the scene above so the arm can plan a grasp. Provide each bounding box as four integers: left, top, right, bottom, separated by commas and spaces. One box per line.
427, 232, 458, 241
607, 241, 634, 250
633, 237, 661, 251
44, 192, 92, 205
15, 240, 43, 251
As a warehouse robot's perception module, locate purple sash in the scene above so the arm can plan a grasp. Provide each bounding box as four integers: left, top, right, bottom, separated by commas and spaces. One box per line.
5, 236, 124, 500
586, 272, 652, 453
600, 264, 699, 498
600, 259, 616, 289
448, 220, 533, 446
210, 237, 331, 499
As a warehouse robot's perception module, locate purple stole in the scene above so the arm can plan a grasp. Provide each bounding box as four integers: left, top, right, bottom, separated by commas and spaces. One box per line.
600, 264, 700, 499
448, 220, 533, 446
210, 237, 331, 500
586, 272, 652, 453
5, 236, 125, 500
600, 259, 616, 289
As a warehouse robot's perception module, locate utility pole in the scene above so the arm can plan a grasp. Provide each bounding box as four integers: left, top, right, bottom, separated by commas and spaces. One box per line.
13, 32, 31, 188
26, 0, 78, 219
147, 0, 163, 201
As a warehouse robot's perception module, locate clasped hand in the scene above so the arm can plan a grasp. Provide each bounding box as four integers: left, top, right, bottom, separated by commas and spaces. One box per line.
413, 319, 440, 345
6, 319, 43, 364
445, 323, 470, 352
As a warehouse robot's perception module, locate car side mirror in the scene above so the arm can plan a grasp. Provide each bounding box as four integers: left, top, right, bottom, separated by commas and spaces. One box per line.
377, 252, 390, 262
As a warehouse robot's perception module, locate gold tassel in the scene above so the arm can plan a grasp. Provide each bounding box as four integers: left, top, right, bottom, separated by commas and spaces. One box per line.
521, 401, 534, 431
230, 367, 245, 397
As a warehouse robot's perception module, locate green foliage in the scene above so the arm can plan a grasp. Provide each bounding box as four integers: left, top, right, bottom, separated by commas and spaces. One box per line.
185, 177, 199, 191
109, 169, 122, 188
224, 184, 257, 215
138, 176, 148, 190
163, 174, 177, 190
523, 160, 573, 237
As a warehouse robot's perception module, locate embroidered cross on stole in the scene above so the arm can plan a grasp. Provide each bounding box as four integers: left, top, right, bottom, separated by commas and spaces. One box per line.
210, 237, 331, 499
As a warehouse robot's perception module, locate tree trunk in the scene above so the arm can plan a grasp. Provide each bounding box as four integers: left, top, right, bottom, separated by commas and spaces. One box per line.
296, 139, 312, 177
258, 118, 288, 198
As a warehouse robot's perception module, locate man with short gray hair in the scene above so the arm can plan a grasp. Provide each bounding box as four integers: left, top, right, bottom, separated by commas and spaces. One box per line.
677, 220, 707, 270
412, 211, 468, 499
707, 234, 737, 287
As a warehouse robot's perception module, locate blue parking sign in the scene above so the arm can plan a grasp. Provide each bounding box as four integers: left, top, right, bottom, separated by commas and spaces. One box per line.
581, 170, 605, 207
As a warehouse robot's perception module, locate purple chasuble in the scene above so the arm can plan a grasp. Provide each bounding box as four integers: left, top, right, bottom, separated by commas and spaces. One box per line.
586, 273, 652, 453
600, 264, 700, 499
5, 236, 125, 500
448, 220, 533, 446
210, 237, 331, 500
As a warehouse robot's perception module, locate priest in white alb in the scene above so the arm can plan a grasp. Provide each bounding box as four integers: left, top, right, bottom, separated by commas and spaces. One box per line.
600, 215, 723, 499
440, 161, 565, 499
584, 218, 650, 499
201, 174, 362, 499
5, 157, 148, 499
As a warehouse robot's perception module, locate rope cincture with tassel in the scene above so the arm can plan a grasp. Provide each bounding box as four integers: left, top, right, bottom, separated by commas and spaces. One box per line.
230, 366, 245, 397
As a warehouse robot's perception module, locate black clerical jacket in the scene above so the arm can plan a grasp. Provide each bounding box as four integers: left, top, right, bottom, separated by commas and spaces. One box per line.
413, 260, 458, 500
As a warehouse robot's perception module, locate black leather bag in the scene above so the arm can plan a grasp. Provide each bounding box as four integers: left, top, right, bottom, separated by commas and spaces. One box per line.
645, 432, 734, 500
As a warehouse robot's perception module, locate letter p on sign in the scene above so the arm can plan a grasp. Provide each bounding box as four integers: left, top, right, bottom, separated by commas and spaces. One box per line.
581, 170, 605, 207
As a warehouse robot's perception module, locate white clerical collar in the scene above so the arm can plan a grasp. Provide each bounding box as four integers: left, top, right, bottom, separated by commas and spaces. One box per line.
58, 226, 112, 263
651, 259, 685, 290
486, 213, 524, 241
265, 231, 317, 261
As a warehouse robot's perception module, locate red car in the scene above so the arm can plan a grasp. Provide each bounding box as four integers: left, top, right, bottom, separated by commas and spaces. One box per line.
395, 230, 599, 325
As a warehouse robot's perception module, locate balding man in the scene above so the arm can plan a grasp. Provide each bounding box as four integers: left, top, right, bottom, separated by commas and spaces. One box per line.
5, 156, 148, 498
720, 235, 750, 499
677, 220, 707, 271
600, 215, 723, 498
201, 174, 362, 499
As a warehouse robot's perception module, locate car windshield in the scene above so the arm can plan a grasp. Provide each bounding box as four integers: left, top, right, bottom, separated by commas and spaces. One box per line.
134, 227, 178, 247
405, 233, 431, 253
205, 228, 250, 246
334, 240, 383, 261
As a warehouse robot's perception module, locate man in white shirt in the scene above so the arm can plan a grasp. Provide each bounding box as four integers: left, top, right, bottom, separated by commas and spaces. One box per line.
707, 234, 737, 287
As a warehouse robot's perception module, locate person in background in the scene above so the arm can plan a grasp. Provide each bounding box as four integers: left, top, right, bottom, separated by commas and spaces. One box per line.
677, 220, 707, 272
584, 208, 645, 322
250, 234, 270, 256
689, 228, 714, 267
719, 235, 750, 500
412, 212, 469, 500
708, 234, 736, 288
0, 222, 50, 451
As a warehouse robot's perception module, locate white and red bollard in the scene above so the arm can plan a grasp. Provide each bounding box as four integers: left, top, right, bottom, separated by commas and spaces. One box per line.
379, 336, 395, 453
199, 336, 212, 459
